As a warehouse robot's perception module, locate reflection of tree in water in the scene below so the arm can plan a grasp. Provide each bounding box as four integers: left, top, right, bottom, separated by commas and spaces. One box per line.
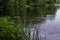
7, 0, 56, 26
24, 6, 56, 25
22, 7, 56, 40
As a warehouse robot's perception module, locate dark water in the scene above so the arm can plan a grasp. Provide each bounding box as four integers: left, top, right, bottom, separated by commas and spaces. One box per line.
29, 8, 60, 40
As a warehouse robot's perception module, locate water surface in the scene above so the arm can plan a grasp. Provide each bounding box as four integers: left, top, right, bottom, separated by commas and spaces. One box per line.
29, 8, 60, 40
38, 8, 60, 40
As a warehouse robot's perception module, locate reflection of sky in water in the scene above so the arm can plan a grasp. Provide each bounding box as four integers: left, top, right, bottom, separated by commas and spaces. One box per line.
40, 8, 60, 40
30, 8, 60, 40
55, 8, 60, 21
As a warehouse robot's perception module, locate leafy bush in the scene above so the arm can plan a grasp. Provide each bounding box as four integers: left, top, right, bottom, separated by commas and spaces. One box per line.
0, 16, 28, 40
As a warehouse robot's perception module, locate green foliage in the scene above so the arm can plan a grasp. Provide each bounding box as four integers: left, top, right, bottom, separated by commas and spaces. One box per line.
0, 0, 57, 40
0, 16, 29, 40
0, 0, 56, 17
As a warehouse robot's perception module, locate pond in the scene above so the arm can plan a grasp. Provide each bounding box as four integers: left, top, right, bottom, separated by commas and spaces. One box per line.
38, 8, 60, 40
25, 7, 60, 40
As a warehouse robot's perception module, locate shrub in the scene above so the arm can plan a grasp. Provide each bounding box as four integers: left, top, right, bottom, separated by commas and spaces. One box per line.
0, 16, 28, 40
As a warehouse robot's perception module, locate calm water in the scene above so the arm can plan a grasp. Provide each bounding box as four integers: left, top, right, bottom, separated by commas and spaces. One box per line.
29, 8, 60, 40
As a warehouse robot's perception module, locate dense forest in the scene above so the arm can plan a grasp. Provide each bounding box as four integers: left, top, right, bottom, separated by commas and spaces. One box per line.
0, 0, 57, 40
0, 0, 56, 17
